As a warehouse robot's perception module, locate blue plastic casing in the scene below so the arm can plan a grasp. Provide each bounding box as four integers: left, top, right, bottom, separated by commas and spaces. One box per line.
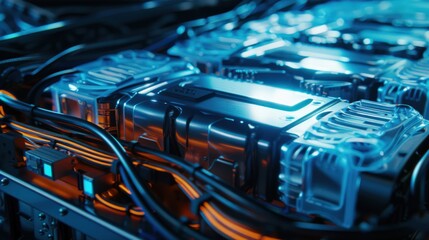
168, 29, 276, 73
279, 100, 429, 227
50, 50, 198, 131
378, 58, 429, 119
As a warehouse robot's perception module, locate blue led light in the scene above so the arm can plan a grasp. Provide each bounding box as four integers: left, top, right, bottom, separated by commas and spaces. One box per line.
83, 178, 93, 197
43, 164, 53, 178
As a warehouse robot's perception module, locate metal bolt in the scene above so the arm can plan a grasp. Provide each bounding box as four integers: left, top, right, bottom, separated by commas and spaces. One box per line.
0, 178, 9, 186
59, 208, 68, 216
38, 213, 46, 220
42, 222, 49, 229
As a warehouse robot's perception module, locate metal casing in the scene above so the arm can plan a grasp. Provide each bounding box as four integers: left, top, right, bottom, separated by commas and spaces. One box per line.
50, 50, 198, 132
223, 39, 406, 101
117, 74, 344, 199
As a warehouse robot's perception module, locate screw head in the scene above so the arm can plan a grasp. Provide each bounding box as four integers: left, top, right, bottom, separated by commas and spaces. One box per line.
59, 208, 68, 216
42, 222, 49, 229
38, 213, 46, 220
0, 178, 9, 186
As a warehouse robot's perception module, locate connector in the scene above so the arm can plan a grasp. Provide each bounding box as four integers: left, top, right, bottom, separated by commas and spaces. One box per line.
0, 131, 25, 167
81, 170, 114, 198
25, 147, 74, 180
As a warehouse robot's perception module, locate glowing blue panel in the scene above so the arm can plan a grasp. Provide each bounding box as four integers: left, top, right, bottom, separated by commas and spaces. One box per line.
83, 177, 94, 197
43, 164, 53, 178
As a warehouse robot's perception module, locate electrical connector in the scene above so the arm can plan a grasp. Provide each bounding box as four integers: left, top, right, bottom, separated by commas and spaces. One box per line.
25, 147, 74, 180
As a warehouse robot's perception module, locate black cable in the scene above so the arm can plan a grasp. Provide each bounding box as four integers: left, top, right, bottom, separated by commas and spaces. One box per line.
0, 47, 28, 57
0, 95, 207, 240
0, 55, 45, 67
410, 150, 429, 212
29, 33, 149, 79
2, 93, 425, 238
30, 45, 84, 78
133, 153, 284, 238
124, 142, 285, 220
145, 31, 183, 52
118, 166, 180, 240
26, 24, 181, 84
26, 69, 78, 104
124, 141, 427, 239
0, 97, 425, 238
7, 120, 112, 169
26, 0, 243, 80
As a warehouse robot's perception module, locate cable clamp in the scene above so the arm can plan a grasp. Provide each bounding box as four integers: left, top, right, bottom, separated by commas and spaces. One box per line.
190, 163, 203, 182
111, 159, 122, 175
29, 104, 38, 119
191, 193, 212, 215
49, 139, 57, 148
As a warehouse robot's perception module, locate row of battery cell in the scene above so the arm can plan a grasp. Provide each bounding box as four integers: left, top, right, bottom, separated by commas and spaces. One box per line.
168, 1, 429, 119
46, 0, 429, 230
48, 49, 429, 228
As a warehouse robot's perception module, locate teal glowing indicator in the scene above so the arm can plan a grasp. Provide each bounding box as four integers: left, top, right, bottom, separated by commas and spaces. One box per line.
43, 164, 53, 178
83, 178, 94, 197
